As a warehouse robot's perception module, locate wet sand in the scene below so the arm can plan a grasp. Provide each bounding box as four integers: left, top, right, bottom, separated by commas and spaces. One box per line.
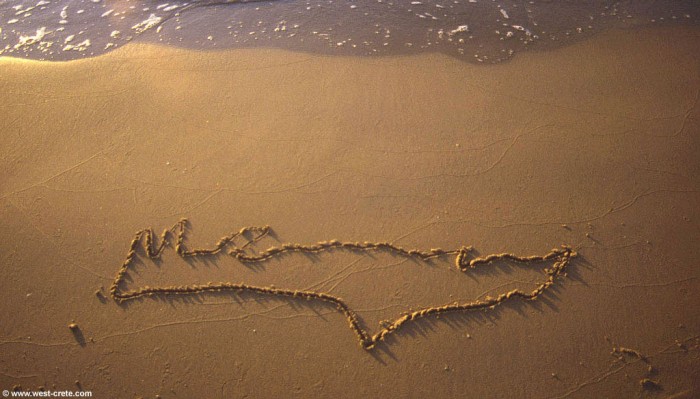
1, 26, 699, 397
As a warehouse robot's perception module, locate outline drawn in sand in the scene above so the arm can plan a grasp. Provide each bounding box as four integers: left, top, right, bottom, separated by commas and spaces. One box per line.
110, 218, 576, 350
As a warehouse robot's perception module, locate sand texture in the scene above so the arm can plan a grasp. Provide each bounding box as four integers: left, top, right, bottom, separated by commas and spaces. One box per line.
1, 26, 699, 398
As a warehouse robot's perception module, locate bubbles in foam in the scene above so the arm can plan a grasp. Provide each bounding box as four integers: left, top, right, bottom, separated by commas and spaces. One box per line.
0, 0, 697, 61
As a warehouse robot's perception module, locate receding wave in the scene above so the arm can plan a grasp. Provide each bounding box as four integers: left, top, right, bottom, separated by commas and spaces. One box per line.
1, 0, 698, 62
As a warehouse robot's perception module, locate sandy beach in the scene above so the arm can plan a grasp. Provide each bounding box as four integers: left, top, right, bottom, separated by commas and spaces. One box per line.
1, 25, 699, 398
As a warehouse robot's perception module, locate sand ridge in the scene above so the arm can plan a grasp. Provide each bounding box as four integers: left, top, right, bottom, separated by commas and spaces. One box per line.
111, 218, 576, 350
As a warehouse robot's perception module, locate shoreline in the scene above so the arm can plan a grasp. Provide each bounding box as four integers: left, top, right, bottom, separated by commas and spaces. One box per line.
1, 1, 698, 62
1, 24, 698, 68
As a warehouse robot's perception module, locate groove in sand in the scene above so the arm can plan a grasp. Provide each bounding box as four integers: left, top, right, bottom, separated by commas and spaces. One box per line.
111, 218, 576, 349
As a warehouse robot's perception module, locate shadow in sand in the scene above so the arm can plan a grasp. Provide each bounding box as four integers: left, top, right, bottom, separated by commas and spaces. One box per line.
110, 219, 580, 357
364, 253, 586, 361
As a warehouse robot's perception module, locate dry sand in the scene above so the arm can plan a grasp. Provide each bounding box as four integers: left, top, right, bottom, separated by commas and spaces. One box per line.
0, 26, 699, 398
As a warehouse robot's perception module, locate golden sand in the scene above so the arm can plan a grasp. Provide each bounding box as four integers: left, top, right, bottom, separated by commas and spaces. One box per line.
0, 26, 699, 398
110, 218, 575, 350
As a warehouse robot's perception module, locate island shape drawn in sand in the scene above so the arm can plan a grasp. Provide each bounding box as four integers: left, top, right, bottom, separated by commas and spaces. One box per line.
111, 218, 577, 350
